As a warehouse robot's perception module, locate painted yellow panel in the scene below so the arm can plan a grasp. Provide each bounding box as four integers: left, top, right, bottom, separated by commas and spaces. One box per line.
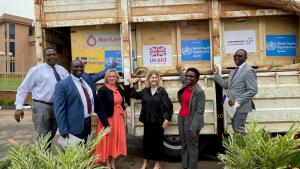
72, 49, 104, 73
71, 25, 121, 73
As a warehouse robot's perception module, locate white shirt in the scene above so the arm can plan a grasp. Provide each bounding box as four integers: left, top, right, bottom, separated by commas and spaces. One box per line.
15, 63, 69, 109
71, 75, 94, 118
237, 62, 246, 72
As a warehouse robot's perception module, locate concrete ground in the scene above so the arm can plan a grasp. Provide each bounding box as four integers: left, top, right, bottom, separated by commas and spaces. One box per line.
0, 109, 224, 169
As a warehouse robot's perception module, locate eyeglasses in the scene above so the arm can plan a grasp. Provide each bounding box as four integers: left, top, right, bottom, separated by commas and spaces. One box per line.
185, 75, 195, 78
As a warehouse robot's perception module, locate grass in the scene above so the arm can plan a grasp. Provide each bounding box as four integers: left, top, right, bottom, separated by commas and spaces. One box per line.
0, 78, 22, 91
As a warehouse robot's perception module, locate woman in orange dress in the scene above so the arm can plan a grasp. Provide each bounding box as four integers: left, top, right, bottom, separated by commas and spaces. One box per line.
95, 69, 128, 168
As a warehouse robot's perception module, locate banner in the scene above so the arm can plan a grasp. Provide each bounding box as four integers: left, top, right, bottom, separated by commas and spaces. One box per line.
105, 50, 122, 72
181, 39, 210, 61
224, 30, 256, 54
266, 35, 296, 57
143, 45, 172, 66
86, 32, 121, 48
73, 49, 104, 73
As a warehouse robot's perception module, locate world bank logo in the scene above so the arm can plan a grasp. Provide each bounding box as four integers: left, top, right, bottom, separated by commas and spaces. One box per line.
182, 47, 192, 55
266, 41, 276, 50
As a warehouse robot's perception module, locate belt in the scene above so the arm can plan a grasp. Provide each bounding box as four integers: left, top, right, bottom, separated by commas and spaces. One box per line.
33, 99, 53, 105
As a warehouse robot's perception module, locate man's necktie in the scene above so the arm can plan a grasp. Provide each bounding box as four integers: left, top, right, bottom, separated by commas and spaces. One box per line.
52, 66, 61, 82
232, 66, 239, 79
79, 79, 92, 114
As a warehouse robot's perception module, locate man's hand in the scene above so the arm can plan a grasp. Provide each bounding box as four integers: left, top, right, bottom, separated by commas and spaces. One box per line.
162, 119, 169, 129
127, 78, 140, 84
228, 99, 236, 107
213, 65, 219, 75
111, 60, 117, 68
62, 133, 69, 139
188, 130, 197, 140
14, 109, 24, 122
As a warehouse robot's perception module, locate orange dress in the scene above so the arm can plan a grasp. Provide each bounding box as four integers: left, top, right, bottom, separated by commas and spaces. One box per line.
95, 84, 127, 163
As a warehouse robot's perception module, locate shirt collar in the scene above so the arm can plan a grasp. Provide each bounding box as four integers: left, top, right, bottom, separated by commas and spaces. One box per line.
71, 74, 82, 82
237, 62, 246, 70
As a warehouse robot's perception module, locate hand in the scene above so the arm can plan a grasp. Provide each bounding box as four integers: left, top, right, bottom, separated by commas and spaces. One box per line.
127, 77, 140, 84
111, 60, 117, 68
162, 119, 169, 129
62, 133, 69, 138
14, 109, 24, 122
188, 130, 197, 140
213, 65, 219, 75
228, 99, 236, 107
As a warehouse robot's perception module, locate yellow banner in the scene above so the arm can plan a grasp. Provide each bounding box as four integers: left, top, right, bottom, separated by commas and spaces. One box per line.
72, 49, 104, 73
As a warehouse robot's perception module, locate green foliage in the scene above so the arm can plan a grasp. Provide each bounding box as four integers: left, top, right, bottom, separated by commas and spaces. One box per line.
0, 78, 22, 91
6, 127, 111, 169
0, 159, 10, 169
218, 123, 300, 169
0, 99, 15, 107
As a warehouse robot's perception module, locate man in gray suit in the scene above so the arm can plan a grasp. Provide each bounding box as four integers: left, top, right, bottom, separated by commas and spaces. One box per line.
213, 49, 258, 133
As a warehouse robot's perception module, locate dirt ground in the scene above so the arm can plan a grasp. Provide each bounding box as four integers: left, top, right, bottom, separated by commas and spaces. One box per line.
0, 109, 224, 169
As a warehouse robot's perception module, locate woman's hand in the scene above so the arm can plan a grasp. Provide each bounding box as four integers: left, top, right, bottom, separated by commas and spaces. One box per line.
162, 119, 169, 129
127, 78, 141, 84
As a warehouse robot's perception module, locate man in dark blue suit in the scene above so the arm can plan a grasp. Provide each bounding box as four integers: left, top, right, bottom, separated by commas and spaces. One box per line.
54, 60, 116, 141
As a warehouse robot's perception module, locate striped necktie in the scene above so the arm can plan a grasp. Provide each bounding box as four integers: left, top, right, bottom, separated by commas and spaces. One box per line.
79, 79, 92, 114
51, 66, 61, 82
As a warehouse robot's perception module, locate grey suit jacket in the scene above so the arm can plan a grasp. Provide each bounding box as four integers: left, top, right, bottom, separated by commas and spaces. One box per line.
213, 63, 258, 113
177, 72, 206, 132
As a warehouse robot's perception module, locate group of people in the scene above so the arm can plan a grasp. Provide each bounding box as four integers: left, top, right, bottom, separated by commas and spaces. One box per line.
14, 48, 258, 169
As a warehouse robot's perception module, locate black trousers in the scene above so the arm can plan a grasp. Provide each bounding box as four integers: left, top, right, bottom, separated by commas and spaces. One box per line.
143, 123, 164, 161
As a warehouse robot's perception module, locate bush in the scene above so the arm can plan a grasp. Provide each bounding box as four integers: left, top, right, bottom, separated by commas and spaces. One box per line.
218, 124, 300, 169
0, 159, 10, 169
6, 128, 111, 169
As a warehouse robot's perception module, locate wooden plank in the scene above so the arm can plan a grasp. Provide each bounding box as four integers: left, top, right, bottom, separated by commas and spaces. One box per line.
220, 1, 270, 12
221, 9, 293, 18
34, 0, 44, 63
176, 22, 181, 69
130, 0, 207, 7
181, 20, 211, 70
44, 9, 119, 21
221, 17, 260, 68
130, 13, 209, 22
264, 16, 299, 66
210, 0, 220, 68
43, 18, 120, 27
43, 3, 118, 13
43, 0, 116, 6
131, 4, 209, 16
120, 0, 131, 85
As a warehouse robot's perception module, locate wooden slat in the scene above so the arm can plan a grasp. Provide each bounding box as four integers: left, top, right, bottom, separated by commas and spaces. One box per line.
43, 3, 118, 12
131, 4, 209, 16
43, 18, 120, 28
221, 9, 293, 18
131, 13, 209, 22
130, 0, 207, 7
44, 0, 116, 6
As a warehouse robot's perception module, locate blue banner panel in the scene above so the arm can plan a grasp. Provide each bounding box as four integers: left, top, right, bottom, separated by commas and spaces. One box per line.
266, 35, 296, 57
181, 39, 211, 61
105, 50, 122, 72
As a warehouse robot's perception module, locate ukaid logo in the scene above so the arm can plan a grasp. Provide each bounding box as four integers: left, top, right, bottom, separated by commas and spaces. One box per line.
266, 35, 296, 57
143, 45, 172, 66
181, 39, 210, 61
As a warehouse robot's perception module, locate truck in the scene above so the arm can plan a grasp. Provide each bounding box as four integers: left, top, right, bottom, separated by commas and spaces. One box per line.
34, 0, 300, 156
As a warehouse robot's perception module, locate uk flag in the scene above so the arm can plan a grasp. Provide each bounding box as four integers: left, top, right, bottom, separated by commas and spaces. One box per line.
149, 46, 167, 57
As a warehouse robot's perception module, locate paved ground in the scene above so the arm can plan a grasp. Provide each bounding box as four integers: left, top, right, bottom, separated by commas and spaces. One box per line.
0, 109, 224, 169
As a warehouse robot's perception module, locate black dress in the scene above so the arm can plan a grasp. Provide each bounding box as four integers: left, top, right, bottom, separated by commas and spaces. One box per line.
130, 87, 173, 160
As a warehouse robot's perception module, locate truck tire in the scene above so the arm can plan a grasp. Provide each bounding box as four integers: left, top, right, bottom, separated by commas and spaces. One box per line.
163, 135, 209, 158
163, 135, 182, 157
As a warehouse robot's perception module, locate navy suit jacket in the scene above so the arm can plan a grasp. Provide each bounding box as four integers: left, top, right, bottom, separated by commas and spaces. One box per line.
54, 71, 105, 136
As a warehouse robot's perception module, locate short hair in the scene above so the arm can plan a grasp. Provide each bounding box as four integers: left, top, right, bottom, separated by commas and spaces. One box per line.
236, 49, 247, 57
104, 69, 120, 84
44, 48, 56, 54
145, 70, 160, 87
186, 67, 200, 82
